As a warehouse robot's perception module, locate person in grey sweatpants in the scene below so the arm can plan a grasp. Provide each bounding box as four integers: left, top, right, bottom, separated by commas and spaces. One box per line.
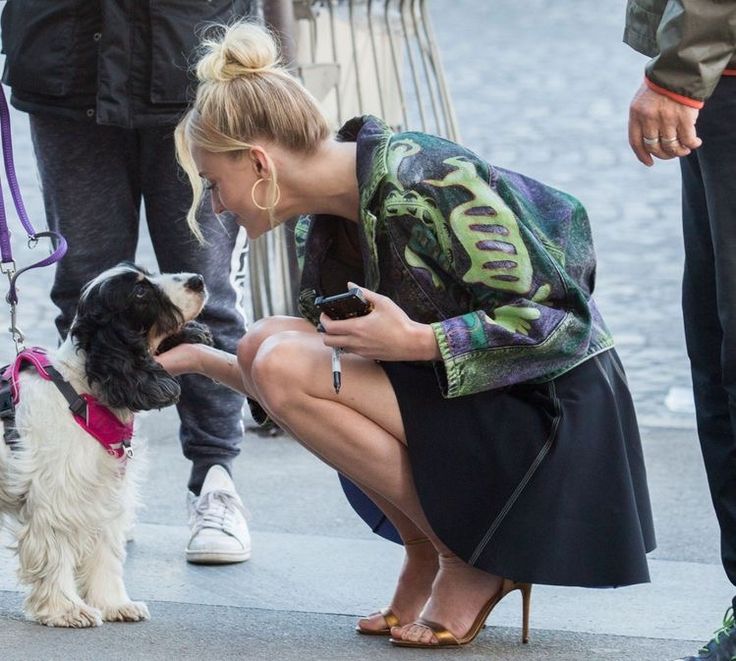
30, 116, 246, 494
2, 0, 254, 565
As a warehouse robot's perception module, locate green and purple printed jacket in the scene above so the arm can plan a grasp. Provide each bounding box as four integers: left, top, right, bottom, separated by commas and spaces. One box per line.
296, 116, 613, 398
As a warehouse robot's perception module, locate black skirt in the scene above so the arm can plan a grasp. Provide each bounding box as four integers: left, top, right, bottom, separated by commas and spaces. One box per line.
339, 348, 655, 588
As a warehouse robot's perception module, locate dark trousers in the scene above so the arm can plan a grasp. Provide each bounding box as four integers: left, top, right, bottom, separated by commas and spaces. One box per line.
680, 76, 736, 605
29, 114, 246, 494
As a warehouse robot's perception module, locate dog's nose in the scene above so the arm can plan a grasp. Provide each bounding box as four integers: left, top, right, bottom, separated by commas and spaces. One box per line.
186, 274, 205, 293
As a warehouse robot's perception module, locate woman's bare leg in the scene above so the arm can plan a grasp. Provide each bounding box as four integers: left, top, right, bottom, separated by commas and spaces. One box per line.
245, 328, 503, 641
238, 319, 437, 627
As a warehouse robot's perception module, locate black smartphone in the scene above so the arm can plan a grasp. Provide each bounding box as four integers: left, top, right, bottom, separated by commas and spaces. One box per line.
314, 288, 373, 320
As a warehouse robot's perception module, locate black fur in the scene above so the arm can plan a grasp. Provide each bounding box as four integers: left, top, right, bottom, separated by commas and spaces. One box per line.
156, 320, 214, 354
70, 263, 193, 412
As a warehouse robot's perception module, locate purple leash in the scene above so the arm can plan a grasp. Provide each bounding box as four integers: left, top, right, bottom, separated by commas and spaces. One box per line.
0, 84, 67, 351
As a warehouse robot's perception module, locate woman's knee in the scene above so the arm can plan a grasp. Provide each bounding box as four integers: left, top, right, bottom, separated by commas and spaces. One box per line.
250, 333, 311, 416
236, 316, 296, 375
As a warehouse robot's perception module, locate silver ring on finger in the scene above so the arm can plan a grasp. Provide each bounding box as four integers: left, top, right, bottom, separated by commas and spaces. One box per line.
643, 136, 660, 146
661, 136, 679, 144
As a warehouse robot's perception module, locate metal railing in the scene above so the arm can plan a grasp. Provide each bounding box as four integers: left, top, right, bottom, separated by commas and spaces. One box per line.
244, 0, 458, 321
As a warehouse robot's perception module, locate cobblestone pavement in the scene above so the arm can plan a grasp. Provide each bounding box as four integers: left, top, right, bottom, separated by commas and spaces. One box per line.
0, 0, 693, 429
433, 0, 693, 428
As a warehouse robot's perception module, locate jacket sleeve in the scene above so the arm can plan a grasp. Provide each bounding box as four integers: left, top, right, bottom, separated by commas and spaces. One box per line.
417, 161, 598, 398
645, 0, 736, 103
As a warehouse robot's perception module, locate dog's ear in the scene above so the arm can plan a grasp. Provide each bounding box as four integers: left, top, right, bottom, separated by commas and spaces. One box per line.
83, 324, 181, 412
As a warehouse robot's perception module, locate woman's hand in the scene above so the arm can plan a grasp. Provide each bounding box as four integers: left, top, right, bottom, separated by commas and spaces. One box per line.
319, 283, 440, 361
154, 343, 204, 377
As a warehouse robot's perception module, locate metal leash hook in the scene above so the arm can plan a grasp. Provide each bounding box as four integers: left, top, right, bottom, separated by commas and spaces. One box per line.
1, 260, 24, 353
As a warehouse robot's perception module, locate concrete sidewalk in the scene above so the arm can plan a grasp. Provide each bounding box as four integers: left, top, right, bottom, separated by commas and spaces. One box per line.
0, 409, 723, 660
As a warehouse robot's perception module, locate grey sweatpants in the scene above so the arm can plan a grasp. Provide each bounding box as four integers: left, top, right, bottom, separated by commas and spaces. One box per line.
29, 113, 246, 494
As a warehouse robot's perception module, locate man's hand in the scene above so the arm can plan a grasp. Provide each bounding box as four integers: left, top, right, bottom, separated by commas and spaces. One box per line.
628, 82, 702, 166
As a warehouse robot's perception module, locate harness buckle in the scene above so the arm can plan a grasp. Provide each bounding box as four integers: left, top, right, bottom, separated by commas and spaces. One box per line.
0, 368, 19, 447
124, 444, 134, 459
0, 260, 16, 275
0, 370, 14, 419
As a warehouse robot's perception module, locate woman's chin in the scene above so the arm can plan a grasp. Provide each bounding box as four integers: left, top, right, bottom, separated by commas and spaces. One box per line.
245, 216, 281, 240
245, 225, 266, 240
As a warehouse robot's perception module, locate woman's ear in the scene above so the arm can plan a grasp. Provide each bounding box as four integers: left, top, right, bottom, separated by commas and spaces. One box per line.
248, 145, 270, 178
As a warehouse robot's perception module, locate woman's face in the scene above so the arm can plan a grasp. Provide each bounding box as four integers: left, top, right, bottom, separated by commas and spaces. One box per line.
193, 147, 273, 239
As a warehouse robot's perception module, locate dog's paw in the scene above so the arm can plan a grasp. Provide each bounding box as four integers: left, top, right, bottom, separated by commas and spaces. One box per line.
101, 601, 150, 623
156, 321, 214, 354
36, 603, 103, 628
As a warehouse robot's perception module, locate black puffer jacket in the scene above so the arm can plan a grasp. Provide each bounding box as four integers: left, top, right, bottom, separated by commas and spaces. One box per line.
1, 0, 254, 127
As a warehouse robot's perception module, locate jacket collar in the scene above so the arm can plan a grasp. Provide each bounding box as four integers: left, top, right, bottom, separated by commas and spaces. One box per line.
336, 115, 391, 212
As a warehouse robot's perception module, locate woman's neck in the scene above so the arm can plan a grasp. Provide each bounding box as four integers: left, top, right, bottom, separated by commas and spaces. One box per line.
276, 140, 360, 222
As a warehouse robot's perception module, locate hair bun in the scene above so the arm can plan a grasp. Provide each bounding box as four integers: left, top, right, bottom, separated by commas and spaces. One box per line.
196, 22, 281, 83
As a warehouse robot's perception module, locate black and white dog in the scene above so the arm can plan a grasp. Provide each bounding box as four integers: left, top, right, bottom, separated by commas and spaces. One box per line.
0, 263, 212, 627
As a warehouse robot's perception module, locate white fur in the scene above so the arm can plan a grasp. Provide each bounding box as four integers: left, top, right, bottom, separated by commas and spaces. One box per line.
0, 267, 206, 627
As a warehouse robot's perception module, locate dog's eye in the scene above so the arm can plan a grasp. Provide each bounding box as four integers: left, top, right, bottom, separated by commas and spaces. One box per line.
134, 284, 147, 299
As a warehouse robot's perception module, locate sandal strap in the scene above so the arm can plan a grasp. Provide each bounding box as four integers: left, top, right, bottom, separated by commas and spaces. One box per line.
404, 537, 431, 546
411, 618, 460, 645
380, 607, 400, 629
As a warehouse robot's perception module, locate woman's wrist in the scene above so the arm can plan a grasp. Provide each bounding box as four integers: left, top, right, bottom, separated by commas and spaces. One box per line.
410, 322, 441, 361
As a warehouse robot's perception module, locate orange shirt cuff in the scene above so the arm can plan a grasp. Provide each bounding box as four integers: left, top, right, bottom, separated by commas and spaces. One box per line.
644, 77, 705, 109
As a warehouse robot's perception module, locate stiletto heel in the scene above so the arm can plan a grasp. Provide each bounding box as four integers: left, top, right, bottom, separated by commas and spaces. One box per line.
390, 579, 533, 648
520, 582, 532, 644
355, 537, 433, 636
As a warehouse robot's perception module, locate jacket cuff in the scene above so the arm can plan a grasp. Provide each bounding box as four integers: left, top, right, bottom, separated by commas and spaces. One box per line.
430, 320, 462, 397
644, 76, 705, 109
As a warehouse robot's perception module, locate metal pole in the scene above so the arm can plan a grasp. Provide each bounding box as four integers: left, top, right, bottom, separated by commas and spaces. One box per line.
259, 0, 302, 317
263, 0, 298, 67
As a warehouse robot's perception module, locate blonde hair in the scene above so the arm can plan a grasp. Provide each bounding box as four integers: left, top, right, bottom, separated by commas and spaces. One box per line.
174, 21, 331, 240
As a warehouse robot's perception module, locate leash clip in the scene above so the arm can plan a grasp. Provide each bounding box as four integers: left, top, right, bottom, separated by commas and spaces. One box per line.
3, 264, 24, 353
124, 442, 134, 459
8, 302, 24, 354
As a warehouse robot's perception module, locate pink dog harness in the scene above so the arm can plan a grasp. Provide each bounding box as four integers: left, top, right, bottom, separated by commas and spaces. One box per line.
2, 347, 134, 460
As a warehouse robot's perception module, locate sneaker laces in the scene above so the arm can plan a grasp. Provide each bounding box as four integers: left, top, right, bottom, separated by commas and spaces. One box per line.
700, 607, 735, 655
190, 490, 248, 538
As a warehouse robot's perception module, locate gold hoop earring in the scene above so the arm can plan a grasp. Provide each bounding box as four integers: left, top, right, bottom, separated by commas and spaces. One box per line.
251, 177, 281, 211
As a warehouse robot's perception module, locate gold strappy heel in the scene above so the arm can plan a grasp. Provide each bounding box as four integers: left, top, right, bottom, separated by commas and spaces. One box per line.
355, 538, 433, 636
389, 578, 532, 648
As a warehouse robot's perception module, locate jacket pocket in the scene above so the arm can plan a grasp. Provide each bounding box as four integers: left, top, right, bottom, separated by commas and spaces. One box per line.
623, 0, 666, 57
148, 0, 254, 104
1, 0, 82, 96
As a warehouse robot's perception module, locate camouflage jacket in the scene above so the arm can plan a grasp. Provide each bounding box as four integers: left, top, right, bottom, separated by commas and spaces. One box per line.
296, 116, 613, 398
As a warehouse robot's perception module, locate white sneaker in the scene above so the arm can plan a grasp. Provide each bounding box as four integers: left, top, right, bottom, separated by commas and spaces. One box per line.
186, 465, 252, 564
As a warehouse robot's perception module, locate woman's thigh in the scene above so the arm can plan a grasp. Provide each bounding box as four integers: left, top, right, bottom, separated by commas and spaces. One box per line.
251, 329, 406, 444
